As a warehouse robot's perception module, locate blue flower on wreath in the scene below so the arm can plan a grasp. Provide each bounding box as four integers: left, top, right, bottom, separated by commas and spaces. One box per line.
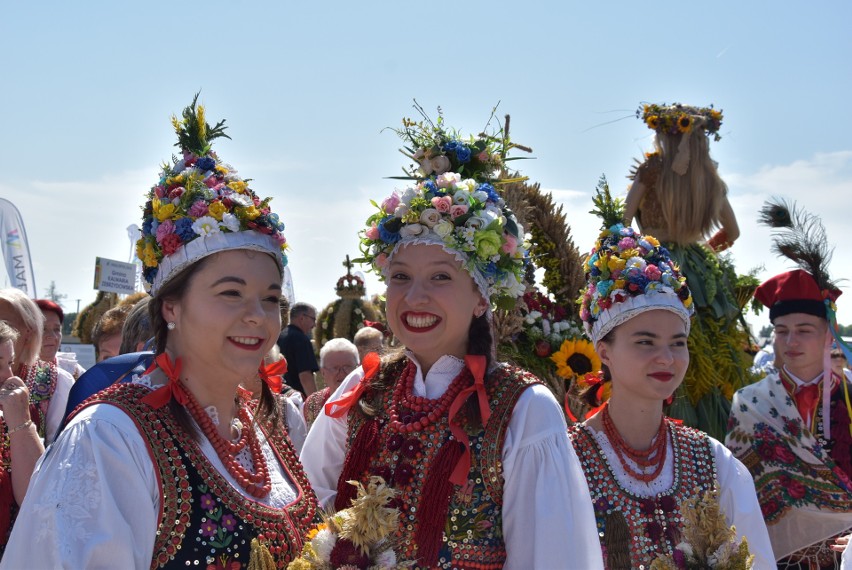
482, 261, 499, 281
378, 216, 401, 244
455, 144, 472, 163
174, 217, 197, 242
142, 217, 154, 236
143, 266, 158, 283
597, 279, 613, 298
422, 179, 439, 197
443, 140, 459, 152
267, 213, 285, 232
196, 156, 216, 172
478, 183, 500, 203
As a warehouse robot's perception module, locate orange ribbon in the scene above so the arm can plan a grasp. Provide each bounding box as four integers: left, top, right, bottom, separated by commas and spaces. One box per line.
258, 359, 287, 394
447, 355, 492, 486
140, 353, 187, 409
324, 352, 381, 418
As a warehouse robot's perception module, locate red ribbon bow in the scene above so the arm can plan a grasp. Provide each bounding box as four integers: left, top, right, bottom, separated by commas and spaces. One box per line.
140, 353, 188, 409
258, 359, 287, 394
363, 320, 389, 337
447, 355, 492, 486
324, 352, 381, 418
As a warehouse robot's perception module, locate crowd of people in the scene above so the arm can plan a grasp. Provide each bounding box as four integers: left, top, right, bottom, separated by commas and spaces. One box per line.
0, 97, 849, 569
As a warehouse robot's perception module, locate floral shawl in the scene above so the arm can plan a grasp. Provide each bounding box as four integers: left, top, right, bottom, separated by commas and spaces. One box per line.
726, 370, 852, 560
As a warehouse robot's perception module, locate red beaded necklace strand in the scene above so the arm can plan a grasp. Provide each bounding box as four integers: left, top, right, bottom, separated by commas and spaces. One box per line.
180, 385, 271, 499
387, 361, 472, 433
601, 403, 668, 483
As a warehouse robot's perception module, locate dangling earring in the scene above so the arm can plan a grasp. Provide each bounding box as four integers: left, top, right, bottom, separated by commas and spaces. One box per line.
167, 322, 176, 331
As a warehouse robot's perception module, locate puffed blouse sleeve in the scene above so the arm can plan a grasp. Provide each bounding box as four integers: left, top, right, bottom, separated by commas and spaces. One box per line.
1, 404, 159, 569
300, 368, 364, 508
501, 383, 604, 570
712, 437, 777, 569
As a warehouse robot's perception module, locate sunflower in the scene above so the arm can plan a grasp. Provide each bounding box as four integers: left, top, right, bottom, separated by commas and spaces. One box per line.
551, 338, 602, 379
677, 114, 692, 133
646, 115, 659, 130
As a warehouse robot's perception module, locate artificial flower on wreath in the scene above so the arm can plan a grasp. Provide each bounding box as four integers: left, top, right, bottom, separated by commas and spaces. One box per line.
136, 94, 288, 287
355, 102, 531, 309
287, 477, 412, 570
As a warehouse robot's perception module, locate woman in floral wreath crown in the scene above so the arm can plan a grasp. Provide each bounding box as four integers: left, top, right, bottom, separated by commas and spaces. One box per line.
567, 217, 774, 569
3, 96, 317, 569
300, 107, 603, 569
624, 102, 753, 440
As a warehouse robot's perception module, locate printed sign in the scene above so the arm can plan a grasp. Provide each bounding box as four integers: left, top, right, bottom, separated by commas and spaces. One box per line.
94, 257, 137, 295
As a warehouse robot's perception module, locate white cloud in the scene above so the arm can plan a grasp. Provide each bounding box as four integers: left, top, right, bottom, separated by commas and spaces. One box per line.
4, 151, 852, 336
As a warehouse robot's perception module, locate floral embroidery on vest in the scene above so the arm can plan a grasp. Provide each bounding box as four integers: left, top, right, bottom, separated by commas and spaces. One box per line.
569, 422, 717, 569
342, 361, 537, 569
21, 359, 58, 439
74, 383, 318, 569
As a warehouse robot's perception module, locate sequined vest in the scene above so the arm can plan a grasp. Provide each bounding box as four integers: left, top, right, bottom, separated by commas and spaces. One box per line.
76, 383, 318, 569
569, 422, 717, 569
343, 361, 538, 569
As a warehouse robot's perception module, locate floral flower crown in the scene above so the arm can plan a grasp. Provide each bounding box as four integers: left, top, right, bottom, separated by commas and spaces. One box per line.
356, 105, 530, 308
639, 102, 723, 142
136, 95, 288, 295
579, 224, 694, 343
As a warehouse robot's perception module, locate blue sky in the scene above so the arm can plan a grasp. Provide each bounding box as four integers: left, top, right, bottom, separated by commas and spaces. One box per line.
2, 1, 851, 331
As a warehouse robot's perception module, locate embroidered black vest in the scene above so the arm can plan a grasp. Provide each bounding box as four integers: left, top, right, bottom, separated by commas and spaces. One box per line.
76, 383, 318, 569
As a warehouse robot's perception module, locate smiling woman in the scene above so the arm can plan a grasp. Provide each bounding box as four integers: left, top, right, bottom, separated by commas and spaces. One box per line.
2, 96, 318, 568
300, 108, 604, 569
567, 213, 774, 569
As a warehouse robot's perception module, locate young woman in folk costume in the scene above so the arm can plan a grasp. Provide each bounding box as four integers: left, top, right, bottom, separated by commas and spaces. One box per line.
300, 111, 603, 569
624, 102, 752, 440
567, 220, 773, 569
727, 201, 852, 569
3, 97, 317, 568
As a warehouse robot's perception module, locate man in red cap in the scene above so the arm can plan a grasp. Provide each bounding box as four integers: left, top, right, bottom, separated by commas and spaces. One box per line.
726, 268, 852, 567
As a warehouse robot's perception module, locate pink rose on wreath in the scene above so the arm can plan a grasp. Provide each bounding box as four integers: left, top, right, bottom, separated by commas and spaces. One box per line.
160, 234, 183, 256
644, 264, 662, 281
365, 222, 380, 240
156, 219, 175, 242
618, 237, 636, 250
381, 193, 400, 214
274, 233, 287, 246
450, 204, 468, 219
431, 195, 452, 213
188, 201, 209, 218
154, 185, 166, 199
169, 186, 185, 200
501, 233, 518, 254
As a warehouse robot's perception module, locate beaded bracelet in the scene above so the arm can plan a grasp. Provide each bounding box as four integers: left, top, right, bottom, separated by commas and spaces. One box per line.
7, 419, 33, 435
